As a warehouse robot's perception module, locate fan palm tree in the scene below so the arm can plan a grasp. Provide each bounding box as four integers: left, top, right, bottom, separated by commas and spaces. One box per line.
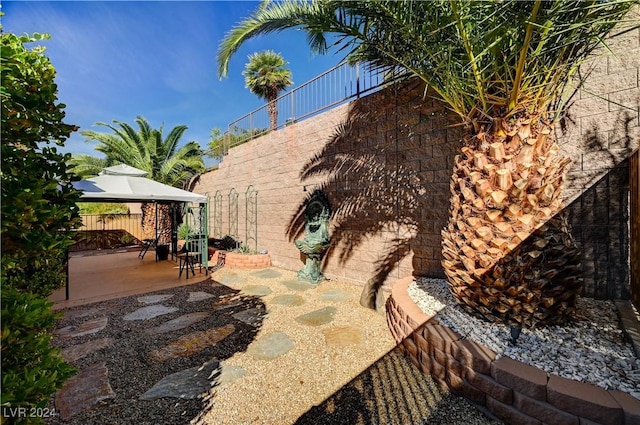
242, 50, 293, 130
70, 116, 205, 240
217, 0, 638, 329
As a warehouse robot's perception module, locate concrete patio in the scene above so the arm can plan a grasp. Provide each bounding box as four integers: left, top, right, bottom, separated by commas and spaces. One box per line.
50, 250, 208, 310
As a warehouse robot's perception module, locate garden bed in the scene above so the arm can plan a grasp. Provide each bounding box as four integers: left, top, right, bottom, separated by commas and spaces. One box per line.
209, 249, 271, 269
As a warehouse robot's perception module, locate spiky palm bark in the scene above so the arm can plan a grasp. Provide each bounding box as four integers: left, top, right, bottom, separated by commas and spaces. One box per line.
442, 116, 582, 327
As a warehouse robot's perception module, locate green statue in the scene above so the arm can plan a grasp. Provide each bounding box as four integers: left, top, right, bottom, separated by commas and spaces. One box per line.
295, 190, 331, 284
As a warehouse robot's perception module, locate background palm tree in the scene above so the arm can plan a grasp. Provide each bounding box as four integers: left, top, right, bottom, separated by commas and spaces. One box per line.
70, 116, 205, 240
242, 50, 293, 130
217, 0, 638, 329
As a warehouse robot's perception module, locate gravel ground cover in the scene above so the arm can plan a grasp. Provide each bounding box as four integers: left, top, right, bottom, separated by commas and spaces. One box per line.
47, 267, 503, 425
409, 277, 640, 399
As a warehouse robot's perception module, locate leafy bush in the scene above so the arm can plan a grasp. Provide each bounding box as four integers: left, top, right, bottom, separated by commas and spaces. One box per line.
1, 28, 81, 418
0, 288, 77, 424
1, 30, 82, 297
234, 243, 257, 255
77, 202, 130, 215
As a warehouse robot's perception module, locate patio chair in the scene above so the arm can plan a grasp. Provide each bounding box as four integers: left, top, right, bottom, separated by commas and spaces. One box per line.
138, 229, 168, 261
177, 239, 206, 279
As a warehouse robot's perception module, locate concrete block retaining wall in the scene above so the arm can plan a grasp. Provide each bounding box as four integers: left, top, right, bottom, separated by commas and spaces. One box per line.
386, 277, 640, 425
194, 17, 638, 298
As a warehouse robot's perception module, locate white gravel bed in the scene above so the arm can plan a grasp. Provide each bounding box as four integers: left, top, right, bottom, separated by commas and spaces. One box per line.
408, 277, 640, 399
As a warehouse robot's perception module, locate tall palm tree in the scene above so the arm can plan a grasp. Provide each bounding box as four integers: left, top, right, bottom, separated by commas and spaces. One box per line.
69, 116, 205, 240
217, 0, 638, 329
242, 50, 293, 130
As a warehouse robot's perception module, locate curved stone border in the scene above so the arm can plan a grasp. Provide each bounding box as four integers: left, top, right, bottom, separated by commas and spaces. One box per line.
210, 250, 271, 269
386, 276, 640, 425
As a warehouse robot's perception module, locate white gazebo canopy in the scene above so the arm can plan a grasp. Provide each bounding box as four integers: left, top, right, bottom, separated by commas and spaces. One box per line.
73, 164, 207, 204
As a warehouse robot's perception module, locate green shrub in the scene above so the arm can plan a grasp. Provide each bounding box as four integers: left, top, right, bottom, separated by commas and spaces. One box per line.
77, 202, 129, 215
1, 27, 82, 420
234, 243, 257, 255
0, 287, 77, 424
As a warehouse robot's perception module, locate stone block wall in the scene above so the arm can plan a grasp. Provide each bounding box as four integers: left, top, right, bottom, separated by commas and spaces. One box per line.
194, 17, 639, 297
558, 19, 640, 299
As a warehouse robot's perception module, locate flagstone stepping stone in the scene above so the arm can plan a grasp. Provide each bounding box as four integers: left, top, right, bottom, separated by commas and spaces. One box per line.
232, 307, 267, 327
295, 307, 337, 326
212, 296, 245, 311
56, 317, 108, 338
64, 305, 114, 320
61, 338, 115, 362
320, 289, 351, 302
123, 305, 178, 321
271, 294, 305, 306
240, 285, 272, 297
55, 362, 115, 420
247, 332, 294, 360
323, 326, 363, 347
149, 324, 235, 361
281, 280, 315, 292
217, 273, 247, 286
144, 312, 210, 335
139, 360, 220, 400
187, 291, 216, 302
215, 363, 246, 386
137, 294, 174, 304
250, 269, 282, 279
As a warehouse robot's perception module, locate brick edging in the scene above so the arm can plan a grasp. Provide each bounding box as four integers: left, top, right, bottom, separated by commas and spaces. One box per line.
210, 250, 271, 269
386, 277, 640, 425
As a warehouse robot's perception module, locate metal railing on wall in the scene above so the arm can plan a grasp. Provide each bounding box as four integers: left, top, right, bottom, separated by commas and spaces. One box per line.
215, 62, 395, 157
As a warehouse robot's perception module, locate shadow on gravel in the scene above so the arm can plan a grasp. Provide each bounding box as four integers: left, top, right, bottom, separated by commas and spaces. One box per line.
47, 278, 265, 425
293, 348, 503, 425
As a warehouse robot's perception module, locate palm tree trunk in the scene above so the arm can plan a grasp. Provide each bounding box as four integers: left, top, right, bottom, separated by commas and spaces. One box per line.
268, 99, 278, 130
441, 115, 583, 329
141, 202, 172, 243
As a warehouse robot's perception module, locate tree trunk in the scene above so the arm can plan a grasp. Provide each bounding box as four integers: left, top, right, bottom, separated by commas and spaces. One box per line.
441, 116, 583, 329
267, 99, 278, 130
141, 202, 172, 243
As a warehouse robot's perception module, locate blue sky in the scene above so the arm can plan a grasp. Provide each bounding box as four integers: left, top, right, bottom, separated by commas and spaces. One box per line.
2, 1, 343, 166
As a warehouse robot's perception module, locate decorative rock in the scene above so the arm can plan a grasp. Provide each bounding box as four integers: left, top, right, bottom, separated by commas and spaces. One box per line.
139, 360, 220, 400
61, 338, 115, 362
281, 280, 315, 292
232, 307, 267, 327
295, 307, 337, 326
217, 273, 247, 286
320, 289, 351, 302
215, 363, 246, 386
323, 326, 363, 346
271, 294, 305, 306
247, 332, 294, 360
212, 296, 245, 311
64, 305, 114, 320
149, 324, 235, 361
55, 363, 115, 420
144, 312, 210, 335
123, 305, 178, 321
250, 269, 282, 279
137, 294, 174, 304
240, 285, 272, 297
56, 317, 108, 338
187, 291, 216, 302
